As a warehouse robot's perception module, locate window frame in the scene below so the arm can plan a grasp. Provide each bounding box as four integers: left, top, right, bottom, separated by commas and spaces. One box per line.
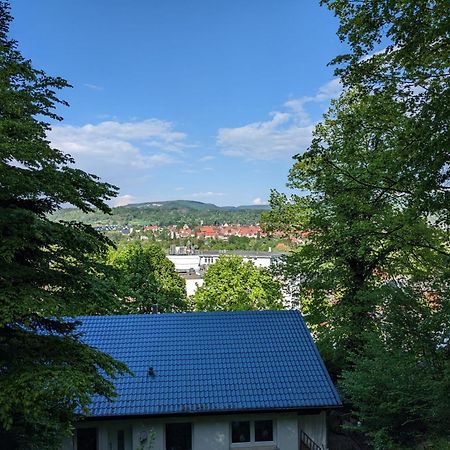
230, 419, 276, 448
76, 427, 98, 450
164, 422, 193, 450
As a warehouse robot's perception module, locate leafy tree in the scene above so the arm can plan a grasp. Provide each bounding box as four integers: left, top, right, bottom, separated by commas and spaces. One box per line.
322, 0, 449, 219
265, 88, 450, 372
0, 2, 127, 448
264, 0, 450, 446
193, 255, 283, 311
340, 286, 450, 449
107, 242, 188, 313
51, 204, 264, 228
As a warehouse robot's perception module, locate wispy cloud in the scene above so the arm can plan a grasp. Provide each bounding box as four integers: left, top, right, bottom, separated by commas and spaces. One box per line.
190, 191, 225, 198
217, 79, 342, 160
84, 83, 104, 91
252, 197, 263, 205
199, 155, 215, 162
48, 119, 190, 177
112, 194, 136, 207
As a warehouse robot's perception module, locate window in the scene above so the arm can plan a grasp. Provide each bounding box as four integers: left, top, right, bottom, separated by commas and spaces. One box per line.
232, 421, 250, 443
117, 430, 125, 450
231, 420, 274, 445
77, 428, 97, 450
255, 420, 273, 442
165, 422, 192, 450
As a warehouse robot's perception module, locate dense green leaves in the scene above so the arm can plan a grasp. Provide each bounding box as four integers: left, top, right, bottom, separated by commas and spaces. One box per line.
264, 0, 449, 447
265, 89, 449, 371
51, 203, 264, 228
193, 255, 283, 311
322, 0, 450, 87
0, 325, 128, 450
321, 0, 450, 223
340, 287, 450, 449
0, 2, 127, 448
107, 242, 188, 313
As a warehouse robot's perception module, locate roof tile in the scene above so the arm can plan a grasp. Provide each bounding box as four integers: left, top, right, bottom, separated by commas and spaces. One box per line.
75, 310, 341, 417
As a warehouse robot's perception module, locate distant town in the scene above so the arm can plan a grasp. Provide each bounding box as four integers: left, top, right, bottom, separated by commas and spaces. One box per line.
95, 222, 307, 244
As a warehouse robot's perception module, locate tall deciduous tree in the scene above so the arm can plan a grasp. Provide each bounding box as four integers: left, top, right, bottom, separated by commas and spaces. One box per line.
193, 255, 283, 311
0, 2, 127, 448
322, 0, 449, 222
340, 286, 450, 449
264, 1, 449, 446
265, 88, 449, 371
107, 242, 188, 313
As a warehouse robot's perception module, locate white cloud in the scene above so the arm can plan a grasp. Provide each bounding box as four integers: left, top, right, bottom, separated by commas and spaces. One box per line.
84, 83, 104, 91
217, 79, 342, 160
48, 119, 190, 178
252, 197, 263, 205
112, 194, 135, 207
190, 192, 225, 198
199, 155, 215, 162
314, 78, 342, 101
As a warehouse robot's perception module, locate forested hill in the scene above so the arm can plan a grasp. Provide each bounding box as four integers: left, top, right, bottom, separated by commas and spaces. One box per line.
51, 200, 270, 227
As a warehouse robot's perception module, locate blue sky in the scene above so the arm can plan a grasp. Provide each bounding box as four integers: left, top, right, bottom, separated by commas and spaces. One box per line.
11, 0, 344, 206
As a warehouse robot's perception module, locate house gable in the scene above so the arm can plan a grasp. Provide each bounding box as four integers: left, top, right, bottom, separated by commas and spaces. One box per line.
75, 310, 341, 419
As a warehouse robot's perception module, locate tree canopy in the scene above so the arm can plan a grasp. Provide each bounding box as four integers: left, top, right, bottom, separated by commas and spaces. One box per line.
264, 0, 450, 447
107, 242, 188, 313
265, 87, 449, 371
193, 255, 283, 312
0, 2, 127, 448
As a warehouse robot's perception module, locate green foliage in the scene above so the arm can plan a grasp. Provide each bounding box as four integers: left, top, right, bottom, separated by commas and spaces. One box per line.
264, 0, 449, 446
320, 0, 449, 221
135, 428, 156, 450
193, 255, 283, 311
51, 201, 266, 228
198, 235, 290, 252
107, 242, 188, 313
322, 0, 450, 90
264, 88, 449, 372
0, 2, 127, 448
340, 287, 450, 449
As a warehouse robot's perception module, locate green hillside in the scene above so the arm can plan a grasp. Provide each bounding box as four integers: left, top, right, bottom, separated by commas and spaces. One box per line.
51, 200, 270, 227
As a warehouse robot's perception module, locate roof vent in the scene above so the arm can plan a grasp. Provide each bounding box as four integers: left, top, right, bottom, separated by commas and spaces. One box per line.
147, 367, 155, 377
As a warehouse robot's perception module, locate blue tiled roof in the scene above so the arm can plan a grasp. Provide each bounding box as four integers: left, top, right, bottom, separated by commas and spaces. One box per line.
76, 310, 341, 417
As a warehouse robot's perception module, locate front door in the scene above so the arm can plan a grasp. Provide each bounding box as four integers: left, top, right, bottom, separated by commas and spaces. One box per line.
77, 428, 97, 450
165, 423, 192, 450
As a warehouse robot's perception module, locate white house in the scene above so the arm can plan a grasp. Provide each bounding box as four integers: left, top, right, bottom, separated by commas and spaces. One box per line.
198, 250, 283, 270
62, 311, 341, 450
167, 253, 201, 273
179, 272, 205, 296
167, 250, 285, 297
167, 250, 283, 274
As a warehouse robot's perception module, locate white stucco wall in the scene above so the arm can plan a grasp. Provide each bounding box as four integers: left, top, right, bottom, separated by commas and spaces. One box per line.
199, 255, 274, 270
167, 254, 278, 273
241, 257, 271, 269
298, 412, 327, 449
185, 277, 204, 296
167, 254, 200, 272
63, 411, 314, 450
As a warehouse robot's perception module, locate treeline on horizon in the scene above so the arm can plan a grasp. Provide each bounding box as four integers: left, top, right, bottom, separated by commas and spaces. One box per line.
52, 203, 266, 227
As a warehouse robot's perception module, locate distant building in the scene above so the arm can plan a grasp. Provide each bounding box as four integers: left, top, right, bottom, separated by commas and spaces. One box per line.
167, 249, 283, 274
199, 250, 282, 270
167, 249, 284, 297
179, 272, 204, 296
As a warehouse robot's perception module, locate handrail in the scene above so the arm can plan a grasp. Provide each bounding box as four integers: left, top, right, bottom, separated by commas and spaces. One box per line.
299, 430, 323, 450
